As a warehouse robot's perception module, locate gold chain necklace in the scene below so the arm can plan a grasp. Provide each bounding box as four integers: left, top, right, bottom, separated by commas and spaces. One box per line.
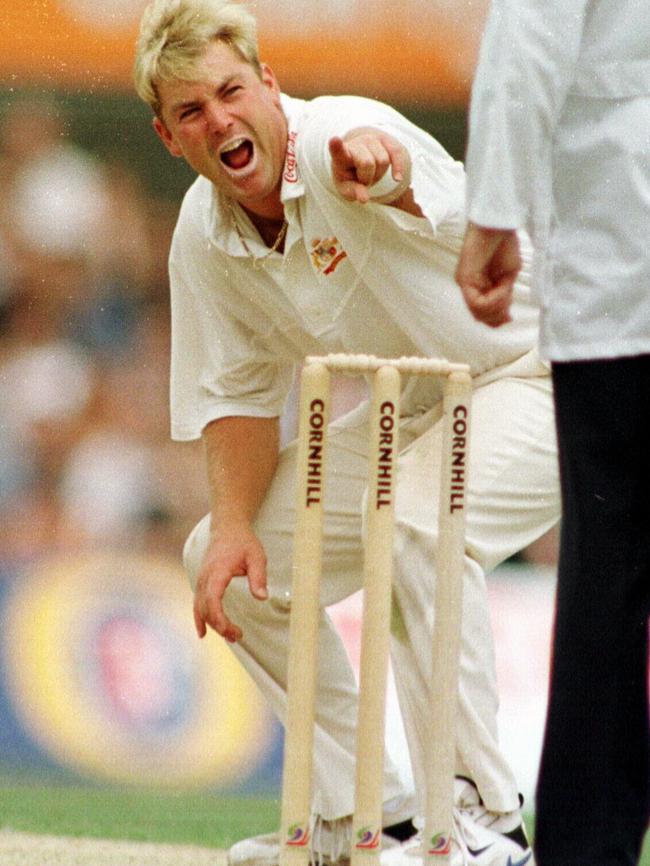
228, 200, 288, 270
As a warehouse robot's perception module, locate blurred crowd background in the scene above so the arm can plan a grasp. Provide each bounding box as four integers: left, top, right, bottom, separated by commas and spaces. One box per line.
6, 0, 556, 575
0, 0, 490, 574
0, 91, 210, 566
0, 0, 492, 571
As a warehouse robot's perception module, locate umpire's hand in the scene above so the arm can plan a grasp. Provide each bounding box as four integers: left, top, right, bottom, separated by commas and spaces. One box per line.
455, 223, 521, 328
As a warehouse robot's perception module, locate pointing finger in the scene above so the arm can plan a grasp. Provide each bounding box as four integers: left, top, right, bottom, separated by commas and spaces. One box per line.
329, 136, 352, 170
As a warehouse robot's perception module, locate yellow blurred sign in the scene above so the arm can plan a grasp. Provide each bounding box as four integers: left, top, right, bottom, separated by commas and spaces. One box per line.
2, 553, 279, 789
0, 0, 487, 104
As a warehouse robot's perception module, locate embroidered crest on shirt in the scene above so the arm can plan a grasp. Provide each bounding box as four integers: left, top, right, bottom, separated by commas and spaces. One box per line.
310, 237, 348, 275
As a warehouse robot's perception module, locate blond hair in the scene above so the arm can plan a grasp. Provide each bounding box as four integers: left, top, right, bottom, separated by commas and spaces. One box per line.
134, 0, 261, 115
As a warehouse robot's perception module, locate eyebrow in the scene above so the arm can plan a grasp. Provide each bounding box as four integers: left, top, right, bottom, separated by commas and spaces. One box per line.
170, 74, 243, 117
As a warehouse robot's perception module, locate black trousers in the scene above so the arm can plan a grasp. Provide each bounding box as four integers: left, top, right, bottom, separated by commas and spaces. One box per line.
535, 356, 650, 866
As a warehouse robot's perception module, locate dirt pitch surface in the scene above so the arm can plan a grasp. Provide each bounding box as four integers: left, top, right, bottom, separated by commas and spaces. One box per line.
0, 829, 226, 865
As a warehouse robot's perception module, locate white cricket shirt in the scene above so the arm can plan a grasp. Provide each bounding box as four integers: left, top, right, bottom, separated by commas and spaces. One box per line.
168, 94, 542, 440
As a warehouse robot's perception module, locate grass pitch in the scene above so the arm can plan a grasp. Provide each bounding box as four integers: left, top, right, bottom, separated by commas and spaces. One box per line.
0, 778, 279, 849
1, 777, 649, 864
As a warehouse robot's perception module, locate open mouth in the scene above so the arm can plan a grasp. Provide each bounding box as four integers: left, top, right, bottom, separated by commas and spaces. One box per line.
220, 137, 255, 172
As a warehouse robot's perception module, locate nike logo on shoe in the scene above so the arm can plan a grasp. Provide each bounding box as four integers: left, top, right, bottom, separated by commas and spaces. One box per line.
466, 845, 493, 857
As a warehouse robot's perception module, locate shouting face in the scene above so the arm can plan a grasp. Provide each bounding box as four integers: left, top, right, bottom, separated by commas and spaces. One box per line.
154, 41, 288, 220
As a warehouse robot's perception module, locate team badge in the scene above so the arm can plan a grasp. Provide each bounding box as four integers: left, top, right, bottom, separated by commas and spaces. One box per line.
310, 237, 348, 275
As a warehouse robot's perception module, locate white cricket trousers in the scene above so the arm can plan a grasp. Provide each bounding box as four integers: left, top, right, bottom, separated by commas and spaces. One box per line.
184, 360, 559, 820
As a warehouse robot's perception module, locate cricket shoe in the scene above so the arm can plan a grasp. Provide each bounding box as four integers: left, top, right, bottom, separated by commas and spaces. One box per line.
228, 815, 418, 866
380, 778, 534, 866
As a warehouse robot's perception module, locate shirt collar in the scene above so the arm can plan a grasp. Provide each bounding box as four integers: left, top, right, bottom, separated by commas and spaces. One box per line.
278, 93, 307, 203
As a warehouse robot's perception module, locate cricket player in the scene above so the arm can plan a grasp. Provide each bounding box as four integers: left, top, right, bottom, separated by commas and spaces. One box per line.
134, 2, 559, 863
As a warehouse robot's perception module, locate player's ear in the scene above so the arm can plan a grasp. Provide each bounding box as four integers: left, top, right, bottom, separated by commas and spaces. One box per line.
260, 63, 281, 97
153, 116, 183, 158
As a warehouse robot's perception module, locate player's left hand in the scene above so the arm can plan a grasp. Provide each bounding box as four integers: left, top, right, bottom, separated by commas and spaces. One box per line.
329, 128, 410, 204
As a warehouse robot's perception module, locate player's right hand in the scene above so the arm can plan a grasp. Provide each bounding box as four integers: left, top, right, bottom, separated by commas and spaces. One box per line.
328, 129, 409, 204
193, 524, 268, 642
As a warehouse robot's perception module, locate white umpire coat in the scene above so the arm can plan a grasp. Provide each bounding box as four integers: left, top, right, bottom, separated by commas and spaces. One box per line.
464, 0, 650, 362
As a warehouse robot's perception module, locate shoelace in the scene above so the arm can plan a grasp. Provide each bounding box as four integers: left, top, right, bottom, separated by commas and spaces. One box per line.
451, 798, 523, 865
